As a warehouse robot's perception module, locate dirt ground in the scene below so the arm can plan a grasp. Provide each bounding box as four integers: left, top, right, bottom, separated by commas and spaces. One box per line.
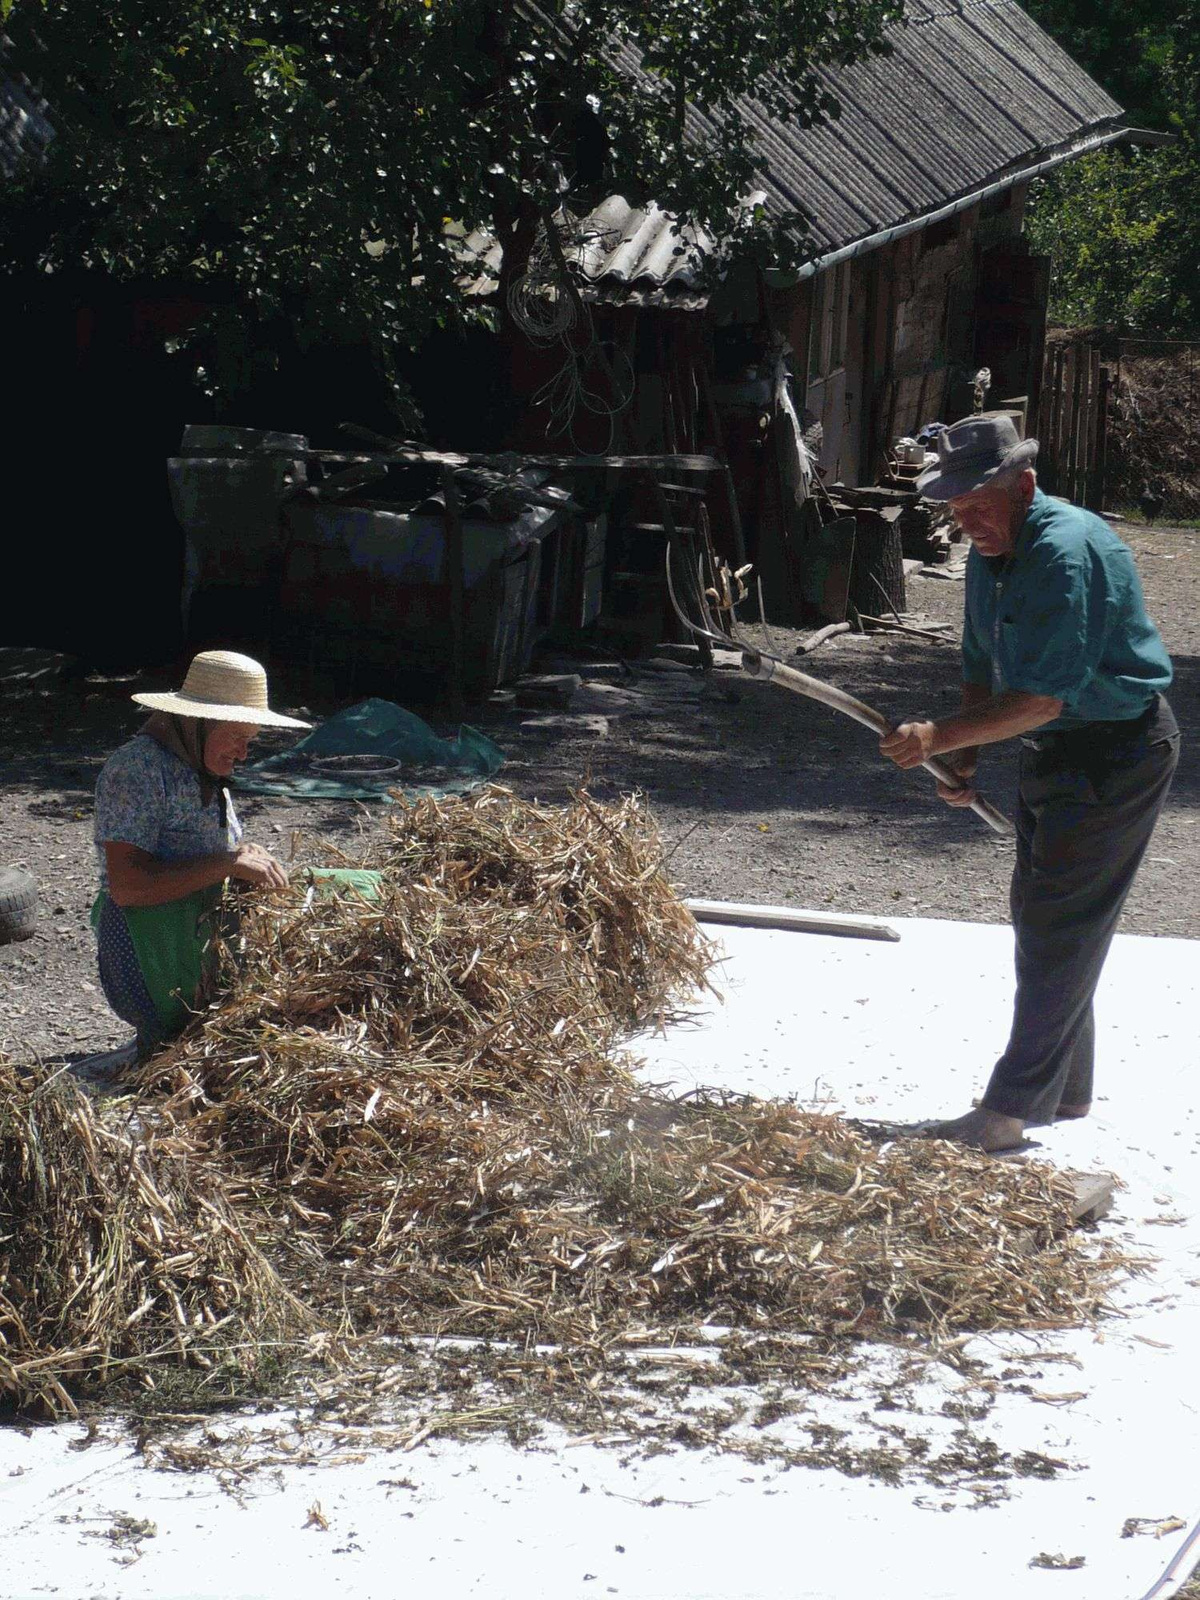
2, 517, 1197, 1064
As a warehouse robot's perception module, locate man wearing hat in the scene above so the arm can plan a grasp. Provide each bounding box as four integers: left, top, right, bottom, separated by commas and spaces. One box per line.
92, 650, 311, 1053
879, 416, 1178, 1150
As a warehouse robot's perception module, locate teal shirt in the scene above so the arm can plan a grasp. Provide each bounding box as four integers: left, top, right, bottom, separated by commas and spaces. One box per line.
962, 490, 1172, 730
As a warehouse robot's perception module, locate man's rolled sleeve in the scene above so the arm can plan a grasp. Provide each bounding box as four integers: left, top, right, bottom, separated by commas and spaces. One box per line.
1004, 551, 1108, 704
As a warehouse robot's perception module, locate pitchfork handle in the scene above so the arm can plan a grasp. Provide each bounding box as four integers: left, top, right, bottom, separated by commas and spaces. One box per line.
741, 652, 1014, 838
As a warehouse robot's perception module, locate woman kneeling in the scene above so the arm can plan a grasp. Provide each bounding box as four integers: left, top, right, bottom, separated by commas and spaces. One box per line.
92, 650, 309, 1052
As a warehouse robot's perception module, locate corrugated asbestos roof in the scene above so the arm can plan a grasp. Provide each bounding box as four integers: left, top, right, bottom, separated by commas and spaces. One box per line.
473, 0, 1122, 305
732, 0, 1122, 254
458, 197, 712, 308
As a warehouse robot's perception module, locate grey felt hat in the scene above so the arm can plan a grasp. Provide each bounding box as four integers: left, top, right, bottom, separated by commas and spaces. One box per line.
915, 414, 1039, 502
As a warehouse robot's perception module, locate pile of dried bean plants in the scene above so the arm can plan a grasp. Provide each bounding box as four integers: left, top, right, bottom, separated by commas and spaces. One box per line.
138, 790, 1115, 1336
0, 1057, 311, 1417
5, 790, 1121, 1426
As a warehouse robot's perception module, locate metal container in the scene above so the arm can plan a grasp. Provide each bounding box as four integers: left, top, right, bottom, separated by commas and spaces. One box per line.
178, 425, 308, 456
274, 497, 566, 698
168, 427, 308, 649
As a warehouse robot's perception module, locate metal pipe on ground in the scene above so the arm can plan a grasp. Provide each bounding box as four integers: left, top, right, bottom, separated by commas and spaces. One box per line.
685, 900, 900, 943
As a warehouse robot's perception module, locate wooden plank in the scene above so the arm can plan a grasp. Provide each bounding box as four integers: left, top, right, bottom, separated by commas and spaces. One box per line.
1082, 349, 1097, 502
306, 448, 723, 473
1061, 344, 1078, 500
1093, 364, 1112, 513
1054, 345, 1071, 495
1069, 1172, 1116, 1225
1069, 347, 1087, 504
658, 482, 708, 499
989, 1159, 1116, 1225
685, 898, 901, 943
1076, 351, 1092, 506
1087, 347, 1104, 509
1038, 349, 1054, 487
1088, 352, 1099, 502
698, 363, 748, 568
1084, 348, 1098, 503
1040, 348, 1055, 492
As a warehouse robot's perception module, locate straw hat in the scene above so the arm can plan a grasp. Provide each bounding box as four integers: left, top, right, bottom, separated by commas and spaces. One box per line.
132, 651, 312, 730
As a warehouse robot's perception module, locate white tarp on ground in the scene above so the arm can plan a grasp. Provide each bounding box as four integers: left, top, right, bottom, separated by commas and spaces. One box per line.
2, 913, 1198, 1600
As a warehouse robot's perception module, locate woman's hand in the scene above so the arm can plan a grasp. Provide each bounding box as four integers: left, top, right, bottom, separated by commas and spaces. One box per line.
229, 842, 290, 893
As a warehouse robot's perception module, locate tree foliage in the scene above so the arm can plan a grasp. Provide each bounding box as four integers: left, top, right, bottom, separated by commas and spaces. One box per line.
1022, 0, 1185, 128
1024, 0, 1199, 335
0, 0, 901, 411
1025, 145, 1196, 332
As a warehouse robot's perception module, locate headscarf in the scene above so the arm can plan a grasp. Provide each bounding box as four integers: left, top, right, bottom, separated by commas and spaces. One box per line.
142, 713, 229, 827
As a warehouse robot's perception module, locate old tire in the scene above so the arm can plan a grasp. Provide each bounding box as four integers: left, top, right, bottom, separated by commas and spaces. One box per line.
0, 867, 38, 945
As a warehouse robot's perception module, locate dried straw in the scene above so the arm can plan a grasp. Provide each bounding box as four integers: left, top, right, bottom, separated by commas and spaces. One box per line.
368, 1094, 1113, 1343
132, 790, 1115, 1354
0, 1058, 312, 1418
376, 787, 710, 1031
4, 790, 1121, 1420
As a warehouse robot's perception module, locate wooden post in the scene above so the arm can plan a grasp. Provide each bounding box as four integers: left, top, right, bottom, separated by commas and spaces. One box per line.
698, 362, 748, 568
441, 465, 466, 720
1061, 345, 1078, 501
1041, 347, 1058, 492
1093, 364, 1112, 513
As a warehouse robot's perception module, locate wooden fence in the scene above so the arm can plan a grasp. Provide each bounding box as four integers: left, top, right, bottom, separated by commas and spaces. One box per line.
1036, 341, 1109, 510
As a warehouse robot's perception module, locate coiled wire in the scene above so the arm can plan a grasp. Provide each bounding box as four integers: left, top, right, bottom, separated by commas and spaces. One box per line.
506, 221, 635, 452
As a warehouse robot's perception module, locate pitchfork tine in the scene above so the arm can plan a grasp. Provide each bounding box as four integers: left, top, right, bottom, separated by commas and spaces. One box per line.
702, 553, 758, 656
665, 544, 726, 646
695, 553, 727, 641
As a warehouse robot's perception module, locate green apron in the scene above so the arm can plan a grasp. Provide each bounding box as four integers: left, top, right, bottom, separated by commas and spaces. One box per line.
91, 885, 224, 1035
90, 868, 381, 1035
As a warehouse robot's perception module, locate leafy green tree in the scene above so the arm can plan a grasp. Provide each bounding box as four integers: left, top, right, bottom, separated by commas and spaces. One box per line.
1024, 0, 1199, 334
1022, 0, 1185, 128
1025, 146, 1191, 331
0, 0, 901, 415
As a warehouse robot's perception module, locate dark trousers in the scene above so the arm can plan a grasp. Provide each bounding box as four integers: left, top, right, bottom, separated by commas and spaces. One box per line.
982, 696, 1180, 1125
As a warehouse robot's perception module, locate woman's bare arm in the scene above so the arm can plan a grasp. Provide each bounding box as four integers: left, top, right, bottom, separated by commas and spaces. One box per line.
104, 841, 287, 907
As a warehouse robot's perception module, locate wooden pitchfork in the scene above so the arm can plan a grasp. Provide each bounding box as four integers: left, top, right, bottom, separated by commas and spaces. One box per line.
665, 543, 1013, 837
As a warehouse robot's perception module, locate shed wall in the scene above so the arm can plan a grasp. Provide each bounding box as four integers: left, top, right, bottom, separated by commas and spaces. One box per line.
786, 184, 1032, 484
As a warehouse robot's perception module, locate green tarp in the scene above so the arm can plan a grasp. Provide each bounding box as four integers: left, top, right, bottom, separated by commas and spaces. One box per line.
235, 698, 503, 801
